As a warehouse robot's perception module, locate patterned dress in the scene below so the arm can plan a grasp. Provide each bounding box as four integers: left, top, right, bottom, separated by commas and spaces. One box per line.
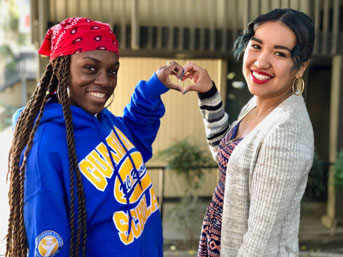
198, 122, 243, 257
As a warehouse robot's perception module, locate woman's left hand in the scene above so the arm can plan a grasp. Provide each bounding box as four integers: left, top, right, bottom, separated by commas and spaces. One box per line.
156, 61, 185, 93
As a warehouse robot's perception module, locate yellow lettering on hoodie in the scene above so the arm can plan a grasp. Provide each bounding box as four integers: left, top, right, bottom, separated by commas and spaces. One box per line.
113, 187, 159, 245
114, 127, 135, 150
106, 130, 126, 163
87, 150, 113, 177
113, 211, 134, 245
79, 157, 108, 191
95, 143, 115, 166
114, 152, 152, 204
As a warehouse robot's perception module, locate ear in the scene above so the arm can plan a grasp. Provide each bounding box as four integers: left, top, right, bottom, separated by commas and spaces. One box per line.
296, 60, 310, 78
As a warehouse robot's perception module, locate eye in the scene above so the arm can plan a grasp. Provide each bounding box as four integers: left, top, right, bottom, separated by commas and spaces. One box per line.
275, 51, 287, 57
84, 65, 96, 72
250, 43, 261, 50
108, 69, 118, 77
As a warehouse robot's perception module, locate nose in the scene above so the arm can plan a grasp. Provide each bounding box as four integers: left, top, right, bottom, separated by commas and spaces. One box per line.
254, 51, 271, 70
95, 70, 111, 87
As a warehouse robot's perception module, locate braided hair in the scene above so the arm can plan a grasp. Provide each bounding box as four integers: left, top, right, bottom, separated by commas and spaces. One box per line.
6, 55, 87, 257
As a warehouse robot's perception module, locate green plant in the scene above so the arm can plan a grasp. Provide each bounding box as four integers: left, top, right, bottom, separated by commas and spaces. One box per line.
157, 138, 216, 190
334, 149, 343, 188
303, 151, 327, 201
157, 138, 216, 243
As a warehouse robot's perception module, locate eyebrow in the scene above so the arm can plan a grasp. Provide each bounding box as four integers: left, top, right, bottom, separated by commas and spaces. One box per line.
82, 56, 120, 66
251, 37, 293, 52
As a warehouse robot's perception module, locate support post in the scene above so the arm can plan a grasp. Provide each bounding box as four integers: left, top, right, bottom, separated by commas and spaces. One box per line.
322, 55, 343, 229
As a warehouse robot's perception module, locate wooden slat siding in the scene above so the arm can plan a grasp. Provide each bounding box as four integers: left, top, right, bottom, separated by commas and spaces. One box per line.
221, 0, 229, 52
76, 0, 80, 17
332, 0, 340, 55
146, 0, 152, 50
289, 0, 299, 10
131, 0, 139, 50
188, 0, 195, 52
313, 0, 321, 55
86, 0, 90, 19
261, 0, 270, 14
209, 2, 215, 52
63, 0, 67, 19
50, 0, 57, 22
38, 0, 49, 44
242, 0, 250, 29
281, 0, 290, 8
155, 0, 164, 50
167, 0, 174, 51
177, 0, 184, 51
250, 0, 259, 25
119, 0, 127, 50
108, 0, 114, 28
322, 0, 329, 55
35, 0, 343, 57
232, 0, 238, 50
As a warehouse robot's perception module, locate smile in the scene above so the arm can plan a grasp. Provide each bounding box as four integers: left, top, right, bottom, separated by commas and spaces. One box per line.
252, 71, 271, 80
251, 70, 273, 84
87, 91, 106, 98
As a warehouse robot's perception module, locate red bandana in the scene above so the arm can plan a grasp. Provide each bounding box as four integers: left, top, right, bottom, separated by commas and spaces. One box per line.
38, 17, 119, 60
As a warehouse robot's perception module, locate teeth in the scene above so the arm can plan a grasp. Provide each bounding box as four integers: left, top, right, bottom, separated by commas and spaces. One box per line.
253, 71, 271, 81
88, 92, 106, 98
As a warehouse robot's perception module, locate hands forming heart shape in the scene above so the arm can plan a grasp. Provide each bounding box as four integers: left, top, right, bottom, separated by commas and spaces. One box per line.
156, 61, 213, 94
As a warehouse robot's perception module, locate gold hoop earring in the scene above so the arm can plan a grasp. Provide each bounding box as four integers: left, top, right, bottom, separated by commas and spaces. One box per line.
105, 93, 115, 109
292, 77, 305, 96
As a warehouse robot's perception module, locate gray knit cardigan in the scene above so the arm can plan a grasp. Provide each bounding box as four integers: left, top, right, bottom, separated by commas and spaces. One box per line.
198, 88, 314, 257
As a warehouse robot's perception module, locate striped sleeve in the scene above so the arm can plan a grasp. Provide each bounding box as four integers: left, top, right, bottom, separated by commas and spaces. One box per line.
198, 82, 229, 161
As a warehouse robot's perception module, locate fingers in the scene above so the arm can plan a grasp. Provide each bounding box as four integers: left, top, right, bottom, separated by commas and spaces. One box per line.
156, 61, 186, 93
180, 62, 213, 93
156, 61, 213, 94
166, 61, 184, 80
167, 83, 186, 94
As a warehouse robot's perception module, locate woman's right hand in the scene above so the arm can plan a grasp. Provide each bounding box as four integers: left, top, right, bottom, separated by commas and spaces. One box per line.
182, 62, 213, 93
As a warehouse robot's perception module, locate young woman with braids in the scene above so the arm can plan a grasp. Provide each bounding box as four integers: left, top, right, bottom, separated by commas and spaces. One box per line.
6, 17, 184, 257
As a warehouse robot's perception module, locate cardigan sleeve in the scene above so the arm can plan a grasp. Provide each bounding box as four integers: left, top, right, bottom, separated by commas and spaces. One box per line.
237, 120, 313, 256
198, 83, 229, 161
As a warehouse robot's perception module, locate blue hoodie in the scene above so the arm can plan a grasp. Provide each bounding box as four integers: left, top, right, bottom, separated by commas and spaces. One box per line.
20, 74, 167, 257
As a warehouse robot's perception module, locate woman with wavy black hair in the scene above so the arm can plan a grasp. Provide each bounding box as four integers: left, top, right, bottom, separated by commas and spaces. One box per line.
182, 8, 315, 256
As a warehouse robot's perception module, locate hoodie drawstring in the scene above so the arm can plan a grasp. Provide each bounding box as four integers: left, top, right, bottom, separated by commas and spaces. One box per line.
102, 127, 144, 240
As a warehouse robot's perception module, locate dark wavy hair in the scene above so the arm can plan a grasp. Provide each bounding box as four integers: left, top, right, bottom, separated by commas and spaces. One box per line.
233, 8, 315, 70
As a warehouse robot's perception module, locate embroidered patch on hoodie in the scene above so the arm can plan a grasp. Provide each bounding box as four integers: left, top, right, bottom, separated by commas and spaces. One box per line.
35, 230, 63, 257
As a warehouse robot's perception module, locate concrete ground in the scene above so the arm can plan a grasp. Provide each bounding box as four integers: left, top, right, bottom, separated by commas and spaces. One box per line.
161, 179, 343, 256
1, 127, 343, 256
162, 200, 343, 257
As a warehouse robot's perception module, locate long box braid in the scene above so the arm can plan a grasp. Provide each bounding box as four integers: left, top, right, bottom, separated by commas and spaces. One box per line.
6, 56, 87, 257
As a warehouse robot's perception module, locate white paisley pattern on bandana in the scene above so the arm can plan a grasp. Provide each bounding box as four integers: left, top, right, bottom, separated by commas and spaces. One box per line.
35, 230, 63, 257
